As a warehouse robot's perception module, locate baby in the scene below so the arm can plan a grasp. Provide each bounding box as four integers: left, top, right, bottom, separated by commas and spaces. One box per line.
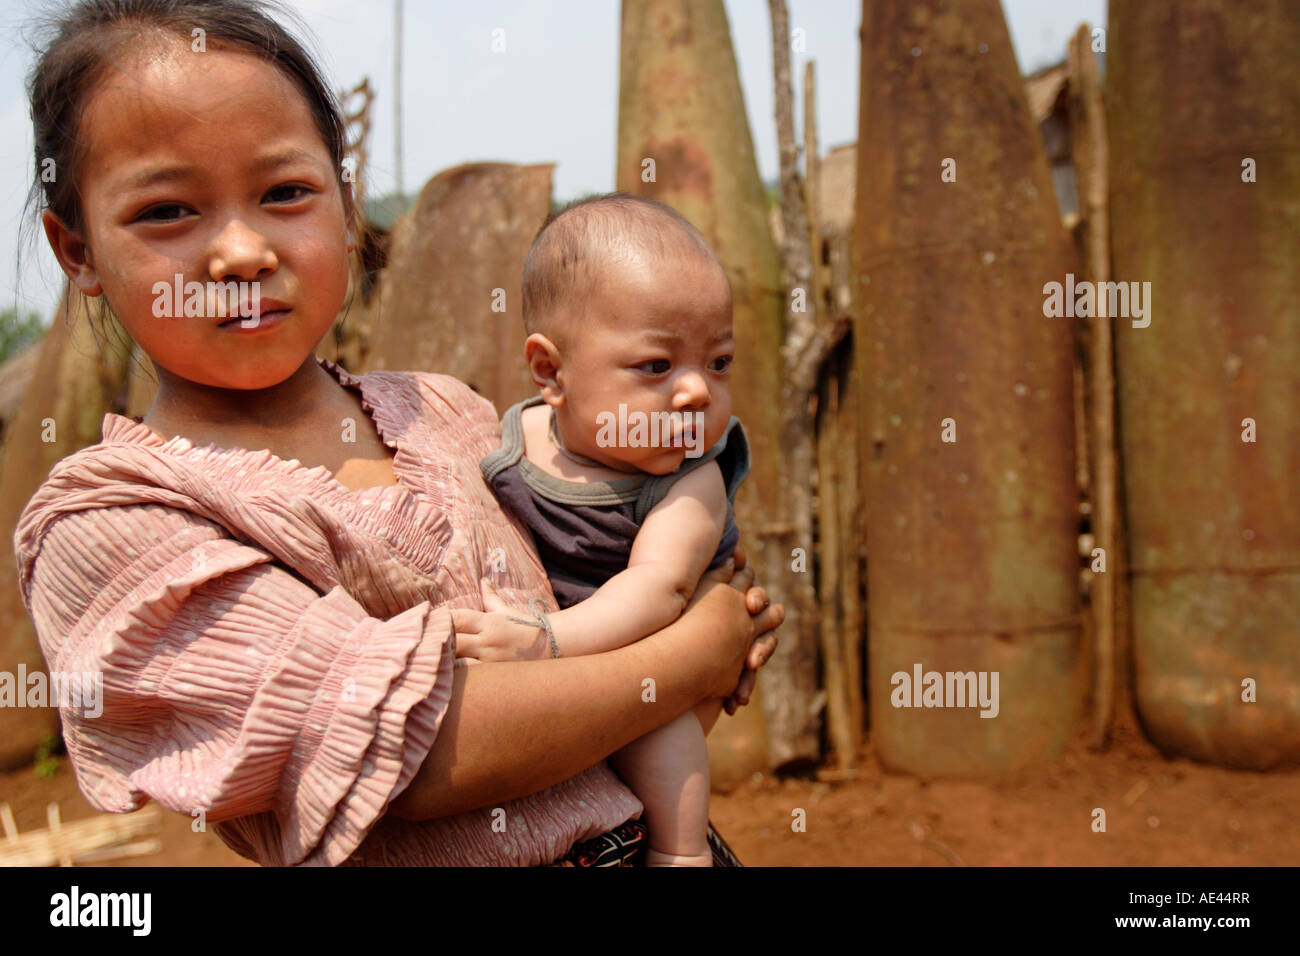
454, 193, 749, 866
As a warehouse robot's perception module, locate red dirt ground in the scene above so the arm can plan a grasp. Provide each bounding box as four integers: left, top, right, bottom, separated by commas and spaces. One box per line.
710, 713, 1300, 866
2, 711, 1295, 867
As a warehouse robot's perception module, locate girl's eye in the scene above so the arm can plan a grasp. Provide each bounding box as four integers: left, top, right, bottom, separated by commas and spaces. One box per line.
265, 184, 310, 204
136, 204, 190, 224
710, 355, 733, 373
636, 359, 671, 375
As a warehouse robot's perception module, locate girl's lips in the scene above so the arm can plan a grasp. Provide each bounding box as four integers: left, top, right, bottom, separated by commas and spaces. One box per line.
219, 309, 289, 331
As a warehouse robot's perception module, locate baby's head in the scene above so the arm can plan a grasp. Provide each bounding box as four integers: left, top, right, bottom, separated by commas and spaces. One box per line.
522, 193, 734, 476
26, 0, 355, 392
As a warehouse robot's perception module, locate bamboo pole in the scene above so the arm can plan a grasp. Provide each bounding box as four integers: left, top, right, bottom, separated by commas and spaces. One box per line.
806, 56, 861, 767
804, 61, 825, 317
827, 165, 866, 747
839, 347, 865, 742
817, 374, 854, 767
1067, 22, 1124, 750
768, 0, 852, 768
0, 802, 162, 867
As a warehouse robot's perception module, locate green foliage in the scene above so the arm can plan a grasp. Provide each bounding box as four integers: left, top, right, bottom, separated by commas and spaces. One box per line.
0, 306, 48, 365
34, 731, 61, 779
363, 192, 415, 230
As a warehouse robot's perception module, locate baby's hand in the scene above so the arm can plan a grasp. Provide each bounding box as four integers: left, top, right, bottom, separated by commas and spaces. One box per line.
451, 583, 552, 662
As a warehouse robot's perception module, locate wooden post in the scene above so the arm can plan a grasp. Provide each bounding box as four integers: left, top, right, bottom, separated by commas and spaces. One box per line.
393, 0, 403, 202
805, 57, 861, 768
1066, 22, 1126, 749
804, 61, 825, 318
47, 803, 72, 867
839, 346, 865, 745
0, 802, 163, 867
817, 373, 855, 767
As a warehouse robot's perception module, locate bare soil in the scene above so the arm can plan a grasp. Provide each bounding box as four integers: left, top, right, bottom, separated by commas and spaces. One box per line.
709, 714, 1300, 866
2, 712, 1295, 867
0, 757, 252, 867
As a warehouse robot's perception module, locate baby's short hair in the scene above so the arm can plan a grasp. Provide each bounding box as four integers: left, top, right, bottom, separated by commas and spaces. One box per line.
522, 192, 726, 343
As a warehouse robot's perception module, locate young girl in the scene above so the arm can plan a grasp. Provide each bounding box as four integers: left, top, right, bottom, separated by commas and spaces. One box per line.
453, 194, 748, 866
13, 0, 781, 866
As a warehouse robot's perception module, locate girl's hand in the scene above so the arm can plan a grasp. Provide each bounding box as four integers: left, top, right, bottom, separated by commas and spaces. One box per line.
715, 543, 782, 715
684, 543, 783, 703
451, 583, 551, 662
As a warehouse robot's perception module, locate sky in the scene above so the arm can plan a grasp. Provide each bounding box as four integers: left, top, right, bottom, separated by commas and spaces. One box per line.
0, 0, 1105, 323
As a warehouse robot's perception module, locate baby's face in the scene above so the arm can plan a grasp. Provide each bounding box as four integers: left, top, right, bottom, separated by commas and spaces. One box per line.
554, 251, 734, 475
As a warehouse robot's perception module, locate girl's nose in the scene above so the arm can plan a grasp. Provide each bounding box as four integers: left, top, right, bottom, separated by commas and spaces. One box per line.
672, 371, 710, 410
207, 218, 277, 281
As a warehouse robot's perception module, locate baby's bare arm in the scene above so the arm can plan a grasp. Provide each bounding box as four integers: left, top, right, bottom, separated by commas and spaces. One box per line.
548, 461, 728, 657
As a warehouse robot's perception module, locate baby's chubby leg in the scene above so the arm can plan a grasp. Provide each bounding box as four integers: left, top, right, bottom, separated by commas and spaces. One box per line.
609, 710, 713, 866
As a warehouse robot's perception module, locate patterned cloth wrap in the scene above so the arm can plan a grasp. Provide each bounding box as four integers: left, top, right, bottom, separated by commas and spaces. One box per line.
547, 820, 743, 867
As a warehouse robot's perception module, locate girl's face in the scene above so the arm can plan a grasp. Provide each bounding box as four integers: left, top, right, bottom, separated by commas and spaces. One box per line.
45, 38, 352, 391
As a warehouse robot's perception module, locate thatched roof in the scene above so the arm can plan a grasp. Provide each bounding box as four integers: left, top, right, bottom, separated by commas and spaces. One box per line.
767, 141, 858, 247
818, 143, 857, 237
1025, 61, 1069, 125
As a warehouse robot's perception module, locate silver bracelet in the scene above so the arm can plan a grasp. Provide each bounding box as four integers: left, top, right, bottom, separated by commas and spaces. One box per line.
506, 597, 562, 659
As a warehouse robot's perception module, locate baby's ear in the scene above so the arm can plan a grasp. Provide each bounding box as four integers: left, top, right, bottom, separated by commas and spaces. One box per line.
524, 333, 564, 403
42, 210, 102, 296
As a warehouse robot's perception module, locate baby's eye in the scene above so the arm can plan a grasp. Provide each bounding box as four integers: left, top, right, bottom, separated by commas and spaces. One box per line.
636, 359, 671, 375
136, 203, 190, 224
265, 184, 310, 204
710, 355, 733, 373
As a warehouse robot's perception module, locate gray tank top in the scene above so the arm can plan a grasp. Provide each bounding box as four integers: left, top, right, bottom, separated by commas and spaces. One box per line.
480, 396, 750, 609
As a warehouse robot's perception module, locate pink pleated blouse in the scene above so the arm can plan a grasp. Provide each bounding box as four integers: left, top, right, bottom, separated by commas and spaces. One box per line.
11, 355, 642, 866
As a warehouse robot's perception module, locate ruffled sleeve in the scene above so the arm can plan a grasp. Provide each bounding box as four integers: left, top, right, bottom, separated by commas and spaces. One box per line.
22, 500, 456, 867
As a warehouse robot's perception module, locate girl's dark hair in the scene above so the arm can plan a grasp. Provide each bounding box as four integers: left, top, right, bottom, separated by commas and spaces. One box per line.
28, 0, 351, 237
19, 0, 368, 375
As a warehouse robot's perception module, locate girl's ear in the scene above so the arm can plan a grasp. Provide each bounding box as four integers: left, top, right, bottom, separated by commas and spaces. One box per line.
524, 332, 565, 406
41, 210, 103, 296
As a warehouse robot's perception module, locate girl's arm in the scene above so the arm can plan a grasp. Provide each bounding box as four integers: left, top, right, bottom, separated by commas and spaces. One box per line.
388, 564, 773, 822
19, 500, 782, 859
20, 502, 459, 866
453, 460, 730, 660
